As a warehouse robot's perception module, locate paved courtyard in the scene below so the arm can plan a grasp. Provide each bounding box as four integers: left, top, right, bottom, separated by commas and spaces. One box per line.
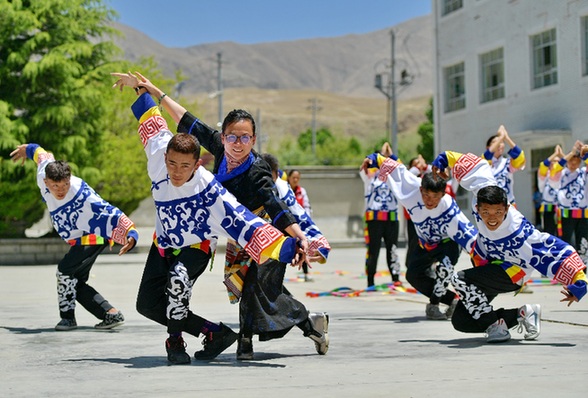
1, 246, 586, 397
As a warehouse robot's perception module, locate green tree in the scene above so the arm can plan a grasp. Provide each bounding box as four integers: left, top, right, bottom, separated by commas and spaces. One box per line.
297, 127, 334, 151
416, 97, 434, 162
0, 0, 143, 236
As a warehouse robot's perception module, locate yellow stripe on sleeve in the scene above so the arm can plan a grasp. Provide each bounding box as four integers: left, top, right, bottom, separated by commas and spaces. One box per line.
33, 147, 48, 164
445, 151, 464, 168
258, 237, 285, 264
510, 150, 526, 169
138, 106, 161, 124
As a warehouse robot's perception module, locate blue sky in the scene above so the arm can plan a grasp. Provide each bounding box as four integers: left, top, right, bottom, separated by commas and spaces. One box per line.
107, 0, 431, 48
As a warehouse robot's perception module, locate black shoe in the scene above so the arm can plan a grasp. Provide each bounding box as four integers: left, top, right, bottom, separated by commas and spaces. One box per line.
194, 323, 238, 361
95, 311, 125, 330
236, 336, 254, 360
165, 336, 191, 365
55, 318, 77, 331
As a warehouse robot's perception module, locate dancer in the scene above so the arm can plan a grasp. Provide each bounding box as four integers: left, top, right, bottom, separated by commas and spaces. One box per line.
112, 71, 328, 361
113, 75, 304, 365
362, 151, 477, 320
360, 143, 401, 287
432, 150, 587, 343
10, 143, 137, 331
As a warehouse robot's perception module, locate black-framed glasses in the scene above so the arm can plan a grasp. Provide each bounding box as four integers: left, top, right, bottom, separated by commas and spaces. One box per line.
223, 134, 253, 144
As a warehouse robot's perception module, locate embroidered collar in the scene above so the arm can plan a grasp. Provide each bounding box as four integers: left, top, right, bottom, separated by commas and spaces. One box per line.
216, 152, 255, 183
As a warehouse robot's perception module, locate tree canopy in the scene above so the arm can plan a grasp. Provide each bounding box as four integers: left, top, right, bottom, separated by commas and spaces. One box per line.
0, 1, 176, 236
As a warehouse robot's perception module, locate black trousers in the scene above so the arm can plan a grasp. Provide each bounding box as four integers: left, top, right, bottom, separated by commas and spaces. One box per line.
560, 217, 588, 258
57, 244, 113, 320
450, 264, 520, 333
240, 260, 311, 341
365, 219, 400, 286
405, 239, 460, 305
405, 218, 419, 267
136, 243, 211, 335
540, 210, 557, 236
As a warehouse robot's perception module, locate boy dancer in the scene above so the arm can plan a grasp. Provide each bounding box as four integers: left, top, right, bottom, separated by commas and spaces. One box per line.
359, 143, 401, 287
114, 77, 302, 365
432, 151, 587, 343
112, 71, 329, 361
10, 144, 137, 331
362, 152, 477, 320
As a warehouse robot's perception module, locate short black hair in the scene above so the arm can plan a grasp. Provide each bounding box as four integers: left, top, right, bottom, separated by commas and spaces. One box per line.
45, 160, 71, 182
222, 109, 256, 136
486, 134, 498, 148
421, 172, 446, 193
261, 153, 279, 173
408, 157, 418, 168
167, 133, 200, 160
477, 185, 508, 207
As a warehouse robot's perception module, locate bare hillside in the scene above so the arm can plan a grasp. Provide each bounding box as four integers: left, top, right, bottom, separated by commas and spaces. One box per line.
109, 14, 433, 149
110, 14, 433, 100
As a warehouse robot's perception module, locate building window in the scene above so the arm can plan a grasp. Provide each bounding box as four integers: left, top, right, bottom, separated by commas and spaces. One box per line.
442, 0, 463, 16
582, 16, 588, 76
480, 48, 504, 103
531, 28, 557, 89
444, 62, 465, 113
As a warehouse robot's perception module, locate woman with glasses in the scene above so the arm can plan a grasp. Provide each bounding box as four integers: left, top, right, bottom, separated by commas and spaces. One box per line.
114, 71, 329, 361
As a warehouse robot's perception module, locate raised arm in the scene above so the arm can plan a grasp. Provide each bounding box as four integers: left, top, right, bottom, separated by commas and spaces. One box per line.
500, 125, 526, 170
111, 71, 187, 124
9, 144, 29, 165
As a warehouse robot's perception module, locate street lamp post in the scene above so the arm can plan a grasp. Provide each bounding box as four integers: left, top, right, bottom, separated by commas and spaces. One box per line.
374, 29, 413, 155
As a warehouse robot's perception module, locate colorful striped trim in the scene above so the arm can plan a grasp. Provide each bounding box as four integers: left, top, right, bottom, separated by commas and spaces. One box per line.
153, 231, 211, 257
365, 210, 398, 221
539, 204, 555, 213
559, 208, 588, 219
504, 264, 526, 284
67, 234, 107, 246
419, 238, 451, 252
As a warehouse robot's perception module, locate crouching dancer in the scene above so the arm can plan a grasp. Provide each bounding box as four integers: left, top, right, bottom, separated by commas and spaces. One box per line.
362, 152, 477, 320
10, 144, 137, 331
432, 151, 587, 343
114, 79, 303, 365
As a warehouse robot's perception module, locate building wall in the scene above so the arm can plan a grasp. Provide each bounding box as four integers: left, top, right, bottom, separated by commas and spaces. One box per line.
433, 0, 588, 219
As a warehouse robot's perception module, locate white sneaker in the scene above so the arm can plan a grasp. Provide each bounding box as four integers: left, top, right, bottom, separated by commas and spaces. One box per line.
426, 303, 447, 320
517, 304, 541, 340
485, 319, 511, 343
308, 312, 329, 355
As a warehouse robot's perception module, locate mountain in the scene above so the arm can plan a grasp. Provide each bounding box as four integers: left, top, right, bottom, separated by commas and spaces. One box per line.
109, 15, 433, 144
111, 14, 432, 99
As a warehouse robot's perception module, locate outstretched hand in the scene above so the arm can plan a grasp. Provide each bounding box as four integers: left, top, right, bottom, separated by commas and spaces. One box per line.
10, 144, 28, 166
431, 166, 449, 181
118, 237, 136, 256
360, 157, 372, 173
111, 71, 140, 91
560, 287, 579, 307
291, 239, 309, 269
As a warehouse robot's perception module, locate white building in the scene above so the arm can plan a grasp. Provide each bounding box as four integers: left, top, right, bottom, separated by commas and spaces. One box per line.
432, 0, 588, 220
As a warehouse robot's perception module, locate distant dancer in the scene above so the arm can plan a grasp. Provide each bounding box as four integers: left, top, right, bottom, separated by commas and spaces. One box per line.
360, 142, 401, 287
10, 143, 137, 331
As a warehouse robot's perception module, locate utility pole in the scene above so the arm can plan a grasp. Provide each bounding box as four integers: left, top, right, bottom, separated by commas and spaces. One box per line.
216, 52, 223, 126
374, 29, 413, 155
390, 30, 397, 155
308, 98, 322, 156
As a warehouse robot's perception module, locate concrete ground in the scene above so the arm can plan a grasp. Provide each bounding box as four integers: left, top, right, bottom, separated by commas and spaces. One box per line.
0, 245, 586, 398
